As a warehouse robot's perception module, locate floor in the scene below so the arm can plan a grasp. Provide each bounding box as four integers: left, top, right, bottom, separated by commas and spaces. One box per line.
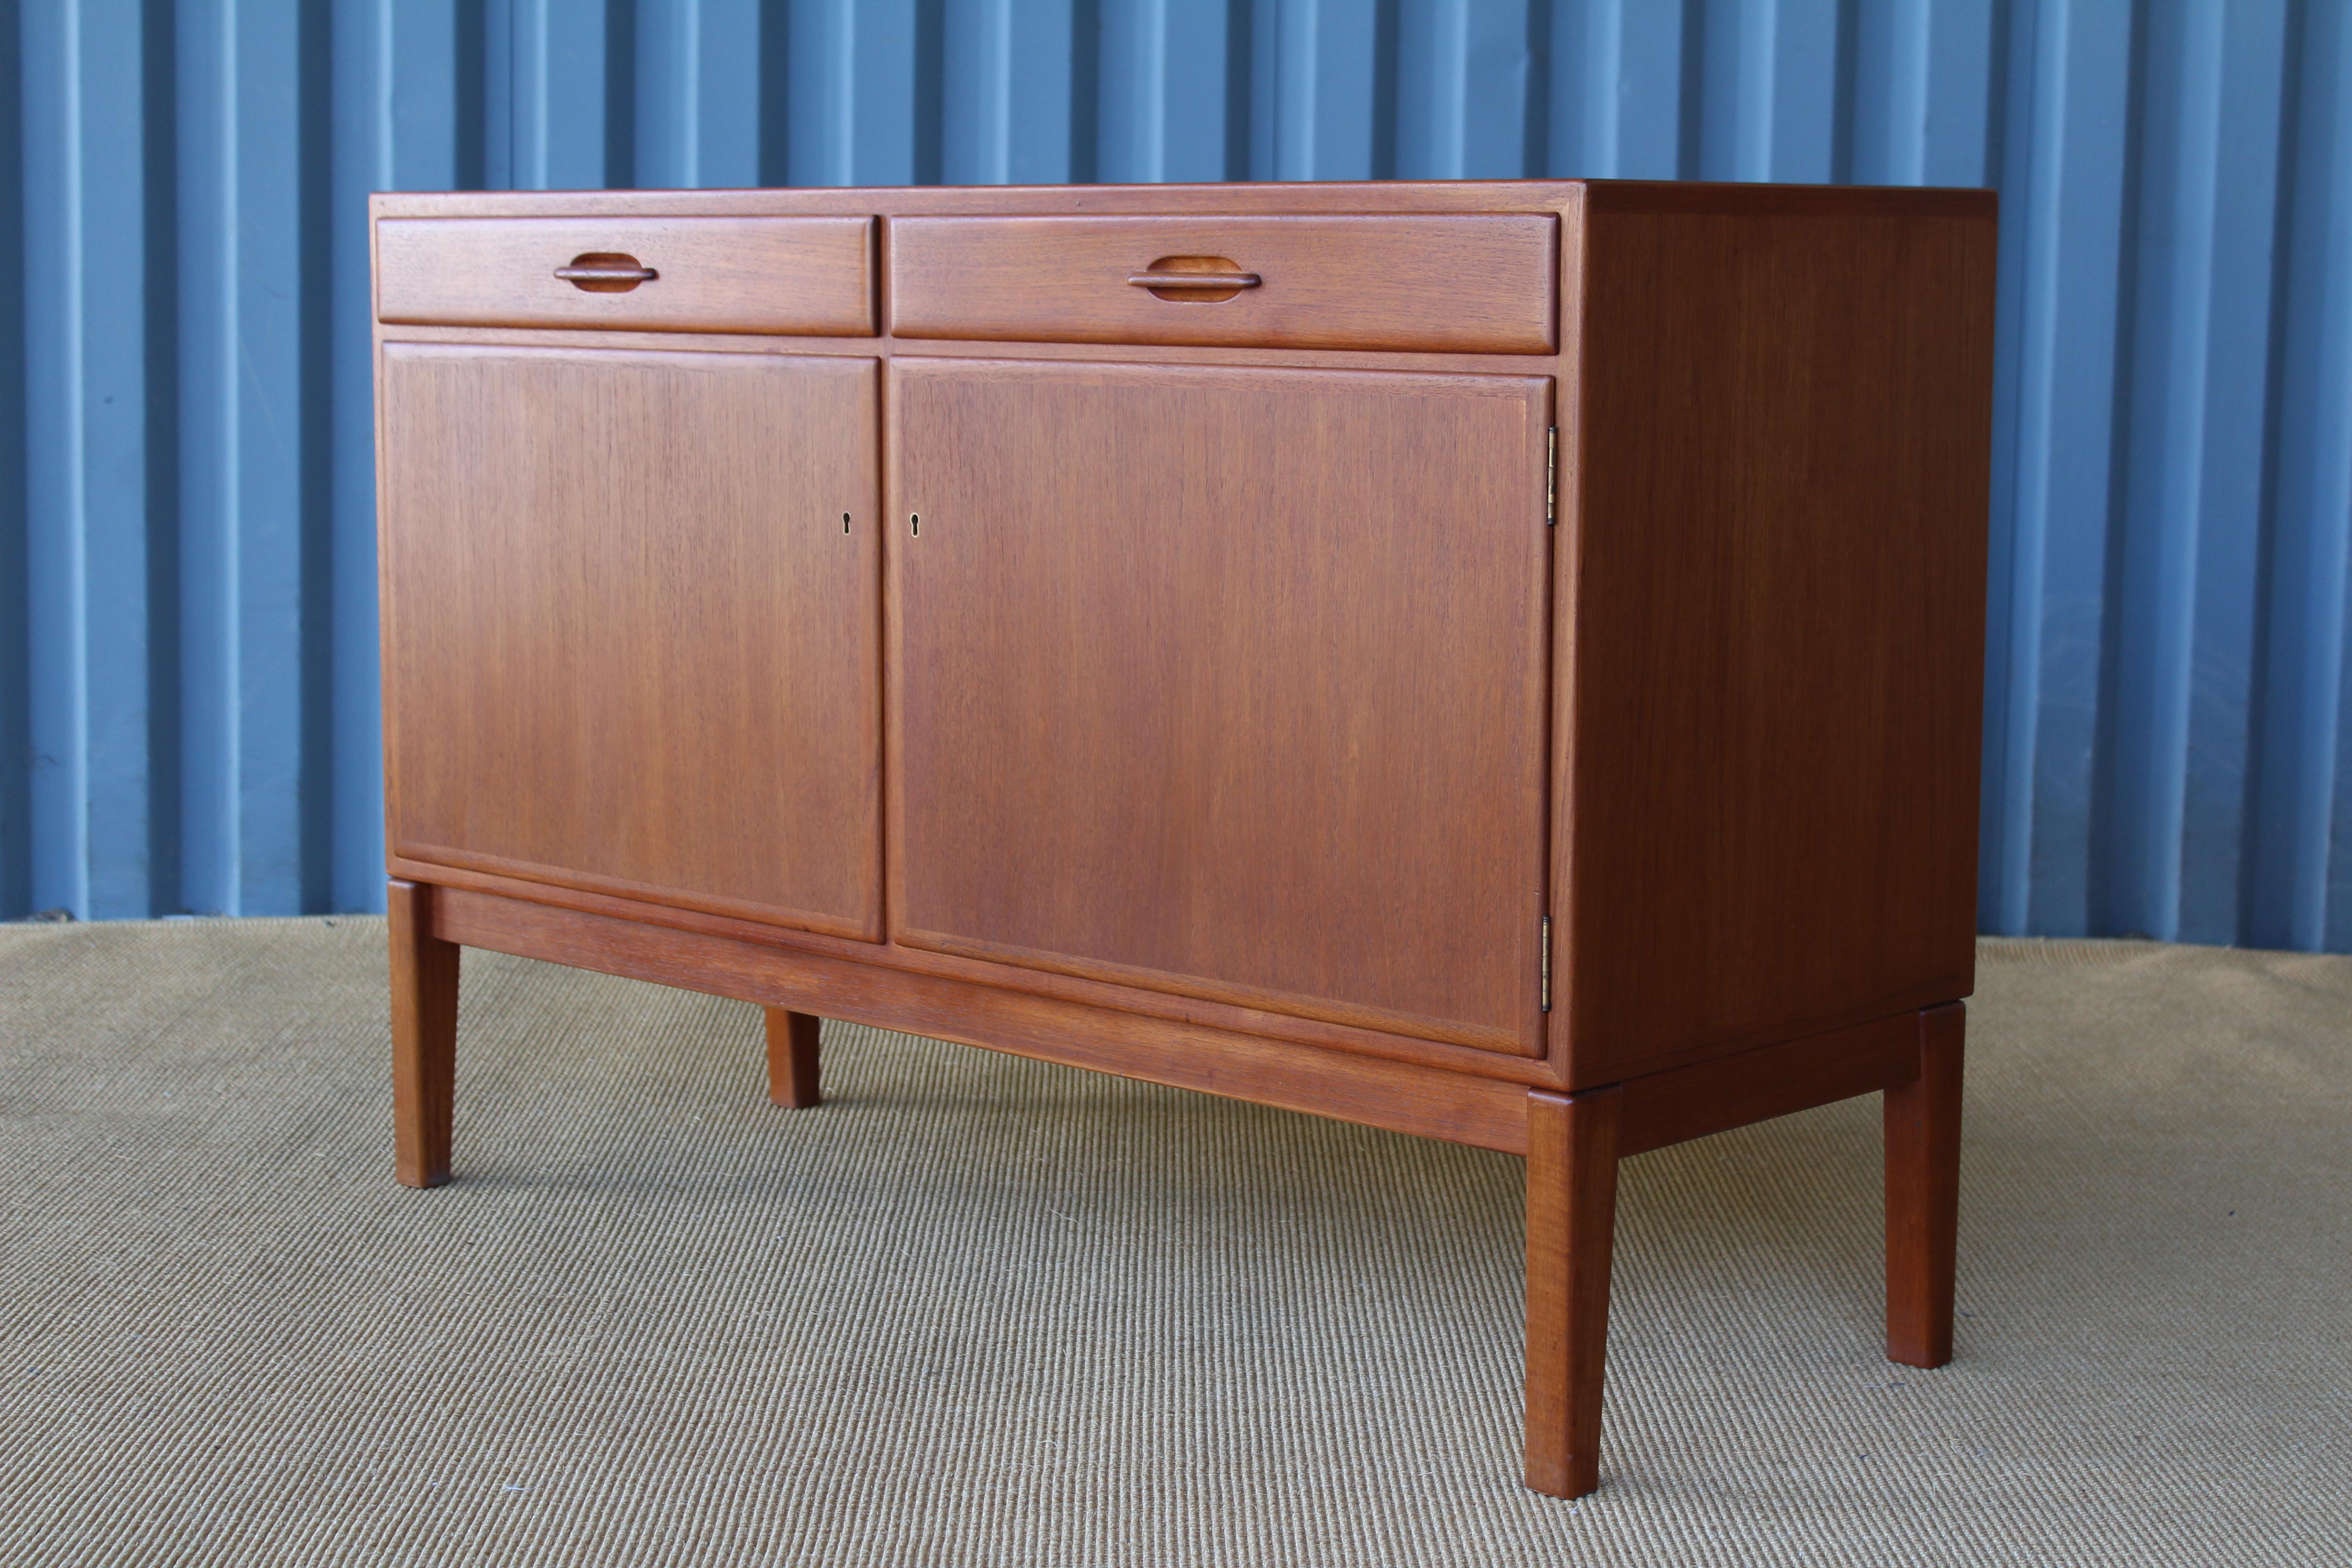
2, 917, 2345, 1565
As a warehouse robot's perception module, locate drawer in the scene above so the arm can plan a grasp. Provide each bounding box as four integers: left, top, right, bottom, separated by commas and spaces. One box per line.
888, 213, 1558, 354
376, 216, 876, 336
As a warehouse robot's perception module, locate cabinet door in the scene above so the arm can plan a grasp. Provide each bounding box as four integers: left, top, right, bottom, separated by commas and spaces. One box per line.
381, 345, 882, 939
890, 359, 1552, 1053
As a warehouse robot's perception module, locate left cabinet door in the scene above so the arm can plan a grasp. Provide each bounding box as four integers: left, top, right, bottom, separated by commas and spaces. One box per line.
379, 345, 883, 940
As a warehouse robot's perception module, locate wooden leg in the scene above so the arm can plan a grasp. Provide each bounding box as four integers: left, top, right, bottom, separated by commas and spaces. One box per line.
389, 879, 461, 1189
1524, 1085, 1623, 1499
765, 1008, 823, 1108
1885, 1001, 1964, 1367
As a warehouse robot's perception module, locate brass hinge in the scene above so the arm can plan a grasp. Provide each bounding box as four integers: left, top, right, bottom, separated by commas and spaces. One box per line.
1540, 914, 1552, 1012
1545, 427, 1557, 523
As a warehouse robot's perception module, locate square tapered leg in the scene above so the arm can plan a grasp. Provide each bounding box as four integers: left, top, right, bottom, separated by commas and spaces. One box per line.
766, 1008, 823, 1108
1886, 1002, 1964, 1367
390, 879, 461, 1188
1525, 1085, 1623, 1498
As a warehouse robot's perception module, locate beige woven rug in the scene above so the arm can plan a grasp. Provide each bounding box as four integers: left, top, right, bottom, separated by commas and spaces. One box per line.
2, 918, 2345, 1566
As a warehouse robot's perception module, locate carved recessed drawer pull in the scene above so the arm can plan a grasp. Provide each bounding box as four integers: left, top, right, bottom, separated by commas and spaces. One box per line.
554, 253, 659, 292
1128, 256, 1259, 301
1127, 270, 1260, 290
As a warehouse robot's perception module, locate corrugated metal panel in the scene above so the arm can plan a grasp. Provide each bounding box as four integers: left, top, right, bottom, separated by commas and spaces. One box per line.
5, 0, 2351, 947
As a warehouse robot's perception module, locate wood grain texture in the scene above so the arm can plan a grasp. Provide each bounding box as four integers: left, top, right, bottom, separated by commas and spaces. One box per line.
765, 1008, 823, 1108
1886, 1001, 1965, 1368
389, 879, 460, 1189
1524, 1086, 1621, 1499
377, 216, 876, 335
1556, 187, 1996, 1087
1618, 1010, 1921, 1157
887, 357, 1553, 1053
430, 883, 1534, 1155
889, 214, 1558, 353
379, 344, 883, 940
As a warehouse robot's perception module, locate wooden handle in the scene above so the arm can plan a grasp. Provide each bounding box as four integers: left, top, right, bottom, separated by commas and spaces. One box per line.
1127, 270, 1260, 290
555, 263, 659, 284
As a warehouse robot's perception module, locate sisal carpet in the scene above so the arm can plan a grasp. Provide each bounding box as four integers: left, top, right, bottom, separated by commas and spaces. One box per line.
1, 918, 2345, 1567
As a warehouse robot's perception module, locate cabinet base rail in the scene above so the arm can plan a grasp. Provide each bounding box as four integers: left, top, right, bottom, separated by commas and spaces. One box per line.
388, 877, 1965, 1501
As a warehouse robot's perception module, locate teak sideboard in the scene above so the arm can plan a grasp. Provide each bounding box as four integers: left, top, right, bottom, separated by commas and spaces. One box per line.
371, 178, 1995, 1499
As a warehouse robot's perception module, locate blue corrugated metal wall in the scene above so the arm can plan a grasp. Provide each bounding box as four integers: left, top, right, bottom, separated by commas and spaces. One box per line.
5, 1, 2352, 948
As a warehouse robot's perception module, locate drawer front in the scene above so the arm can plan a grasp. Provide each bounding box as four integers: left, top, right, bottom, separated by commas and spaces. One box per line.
889, 213, 1558, 353
377, 216, 876, 336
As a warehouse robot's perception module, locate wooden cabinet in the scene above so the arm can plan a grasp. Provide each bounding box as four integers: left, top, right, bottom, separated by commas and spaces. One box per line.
372, 180, 1997, 1502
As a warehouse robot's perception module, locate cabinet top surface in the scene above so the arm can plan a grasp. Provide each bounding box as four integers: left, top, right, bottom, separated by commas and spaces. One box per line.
372, 179, 1994, 223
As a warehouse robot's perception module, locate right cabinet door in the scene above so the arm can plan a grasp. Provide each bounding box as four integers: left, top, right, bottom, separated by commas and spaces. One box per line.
890, 359, 1553, 1054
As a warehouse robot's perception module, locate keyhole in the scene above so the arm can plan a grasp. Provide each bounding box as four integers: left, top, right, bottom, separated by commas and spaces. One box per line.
842, 512, 851, 534
910, 513, 921, 537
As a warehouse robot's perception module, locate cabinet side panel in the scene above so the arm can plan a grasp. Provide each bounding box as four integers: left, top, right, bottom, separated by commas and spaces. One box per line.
379, 345, 885, 939
1563, 197, 1995, 1085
